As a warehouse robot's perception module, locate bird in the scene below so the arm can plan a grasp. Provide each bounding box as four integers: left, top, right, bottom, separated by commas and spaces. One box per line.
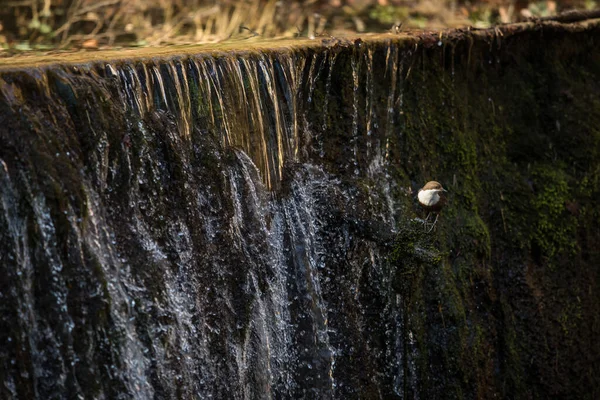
417, 181, 447, 231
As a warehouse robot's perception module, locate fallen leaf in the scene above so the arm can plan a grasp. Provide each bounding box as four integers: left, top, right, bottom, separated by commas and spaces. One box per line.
82, 38, 99, 49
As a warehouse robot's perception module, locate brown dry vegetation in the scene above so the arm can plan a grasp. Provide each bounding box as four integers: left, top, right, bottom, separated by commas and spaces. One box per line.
0, 0, 595, 51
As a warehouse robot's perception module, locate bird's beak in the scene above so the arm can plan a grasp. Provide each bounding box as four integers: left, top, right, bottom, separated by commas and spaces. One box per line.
441, 189, 447, 192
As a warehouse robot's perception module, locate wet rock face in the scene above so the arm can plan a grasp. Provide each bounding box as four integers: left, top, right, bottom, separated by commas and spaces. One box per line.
1, 23, 600, 399
0, 46, 402, 399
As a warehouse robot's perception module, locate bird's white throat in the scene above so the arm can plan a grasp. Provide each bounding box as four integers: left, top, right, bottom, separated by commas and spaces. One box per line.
418, 189, 440, 206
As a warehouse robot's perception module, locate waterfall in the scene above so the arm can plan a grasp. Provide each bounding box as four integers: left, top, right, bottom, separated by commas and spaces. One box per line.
0, 40, 409, 399
2, 24, 600, 399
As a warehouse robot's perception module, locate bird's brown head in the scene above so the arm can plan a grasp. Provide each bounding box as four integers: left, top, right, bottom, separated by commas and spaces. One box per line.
421, 181, 447, 192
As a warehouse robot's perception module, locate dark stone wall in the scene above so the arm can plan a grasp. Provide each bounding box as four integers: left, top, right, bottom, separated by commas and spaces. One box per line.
299, 24, 600, 399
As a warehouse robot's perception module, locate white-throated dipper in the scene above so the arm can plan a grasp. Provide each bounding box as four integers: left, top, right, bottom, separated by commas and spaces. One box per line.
417, 181, 447, 230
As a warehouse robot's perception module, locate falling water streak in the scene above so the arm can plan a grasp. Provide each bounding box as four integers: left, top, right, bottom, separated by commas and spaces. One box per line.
385, 46, 399, 163
322, 51, 338, 135
264, 57, 286, 185
157, 264, 200, 394
364, 48, 374, 161
168, 60, 192, 138
229, 58, 252, 151
117, 119, 179, 396
32, 68, 52, 101
240, 58, 271, 189
207, 58, 236, 149
137, 63, 153, 113
397, 58, 406, 117
273, 55, 298, 164
451, 44, 456, 78
173, 235, 205, 390
226, 165, 253, 396
300, 53, 325, 160
26, 188, 77, 389
393, 294, 404, 397
229, 150, 299, 399
42, 70, 70, 130
383, 47, 404, 237
251, 272, 275, 400
0, 163, 41, 399
449, 46, 458, 124
189, 58, 213, 128
85, 188, 154, 399
407, 326, 420, 400
212, 59, 234, 147
391, 292, 420, 400
278, 54, 305, 159
258, 57, 288, 185
351, 53, 360, 176
230, 152, 299, 395
306, 53, 326, 105
150, 65, 169, 113
219, 58, 249, 149
105, 63, 118, 78
315, 52, 338, 159
118, 66, 142, 116
196, 58, 217, 132
284, 169, 338, 394
117, 67, 133, 113
269, 209, 296, 395
131, 65, 148, 116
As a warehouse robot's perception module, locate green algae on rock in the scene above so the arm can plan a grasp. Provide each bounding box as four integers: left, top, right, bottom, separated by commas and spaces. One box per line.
379, 21, 600, 399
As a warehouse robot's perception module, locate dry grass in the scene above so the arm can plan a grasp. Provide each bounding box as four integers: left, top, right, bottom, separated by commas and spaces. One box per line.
0, 0, 595, 51
0, 0, 319, 50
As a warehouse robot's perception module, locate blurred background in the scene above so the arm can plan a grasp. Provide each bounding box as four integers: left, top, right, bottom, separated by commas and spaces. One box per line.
0, 0, 596, 51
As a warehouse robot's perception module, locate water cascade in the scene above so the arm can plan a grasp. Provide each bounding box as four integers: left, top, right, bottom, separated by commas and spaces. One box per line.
1, 21, 600, 399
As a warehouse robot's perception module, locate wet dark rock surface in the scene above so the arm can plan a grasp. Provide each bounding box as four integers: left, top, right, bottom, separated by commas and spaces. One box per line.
1, 21, 599, 399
